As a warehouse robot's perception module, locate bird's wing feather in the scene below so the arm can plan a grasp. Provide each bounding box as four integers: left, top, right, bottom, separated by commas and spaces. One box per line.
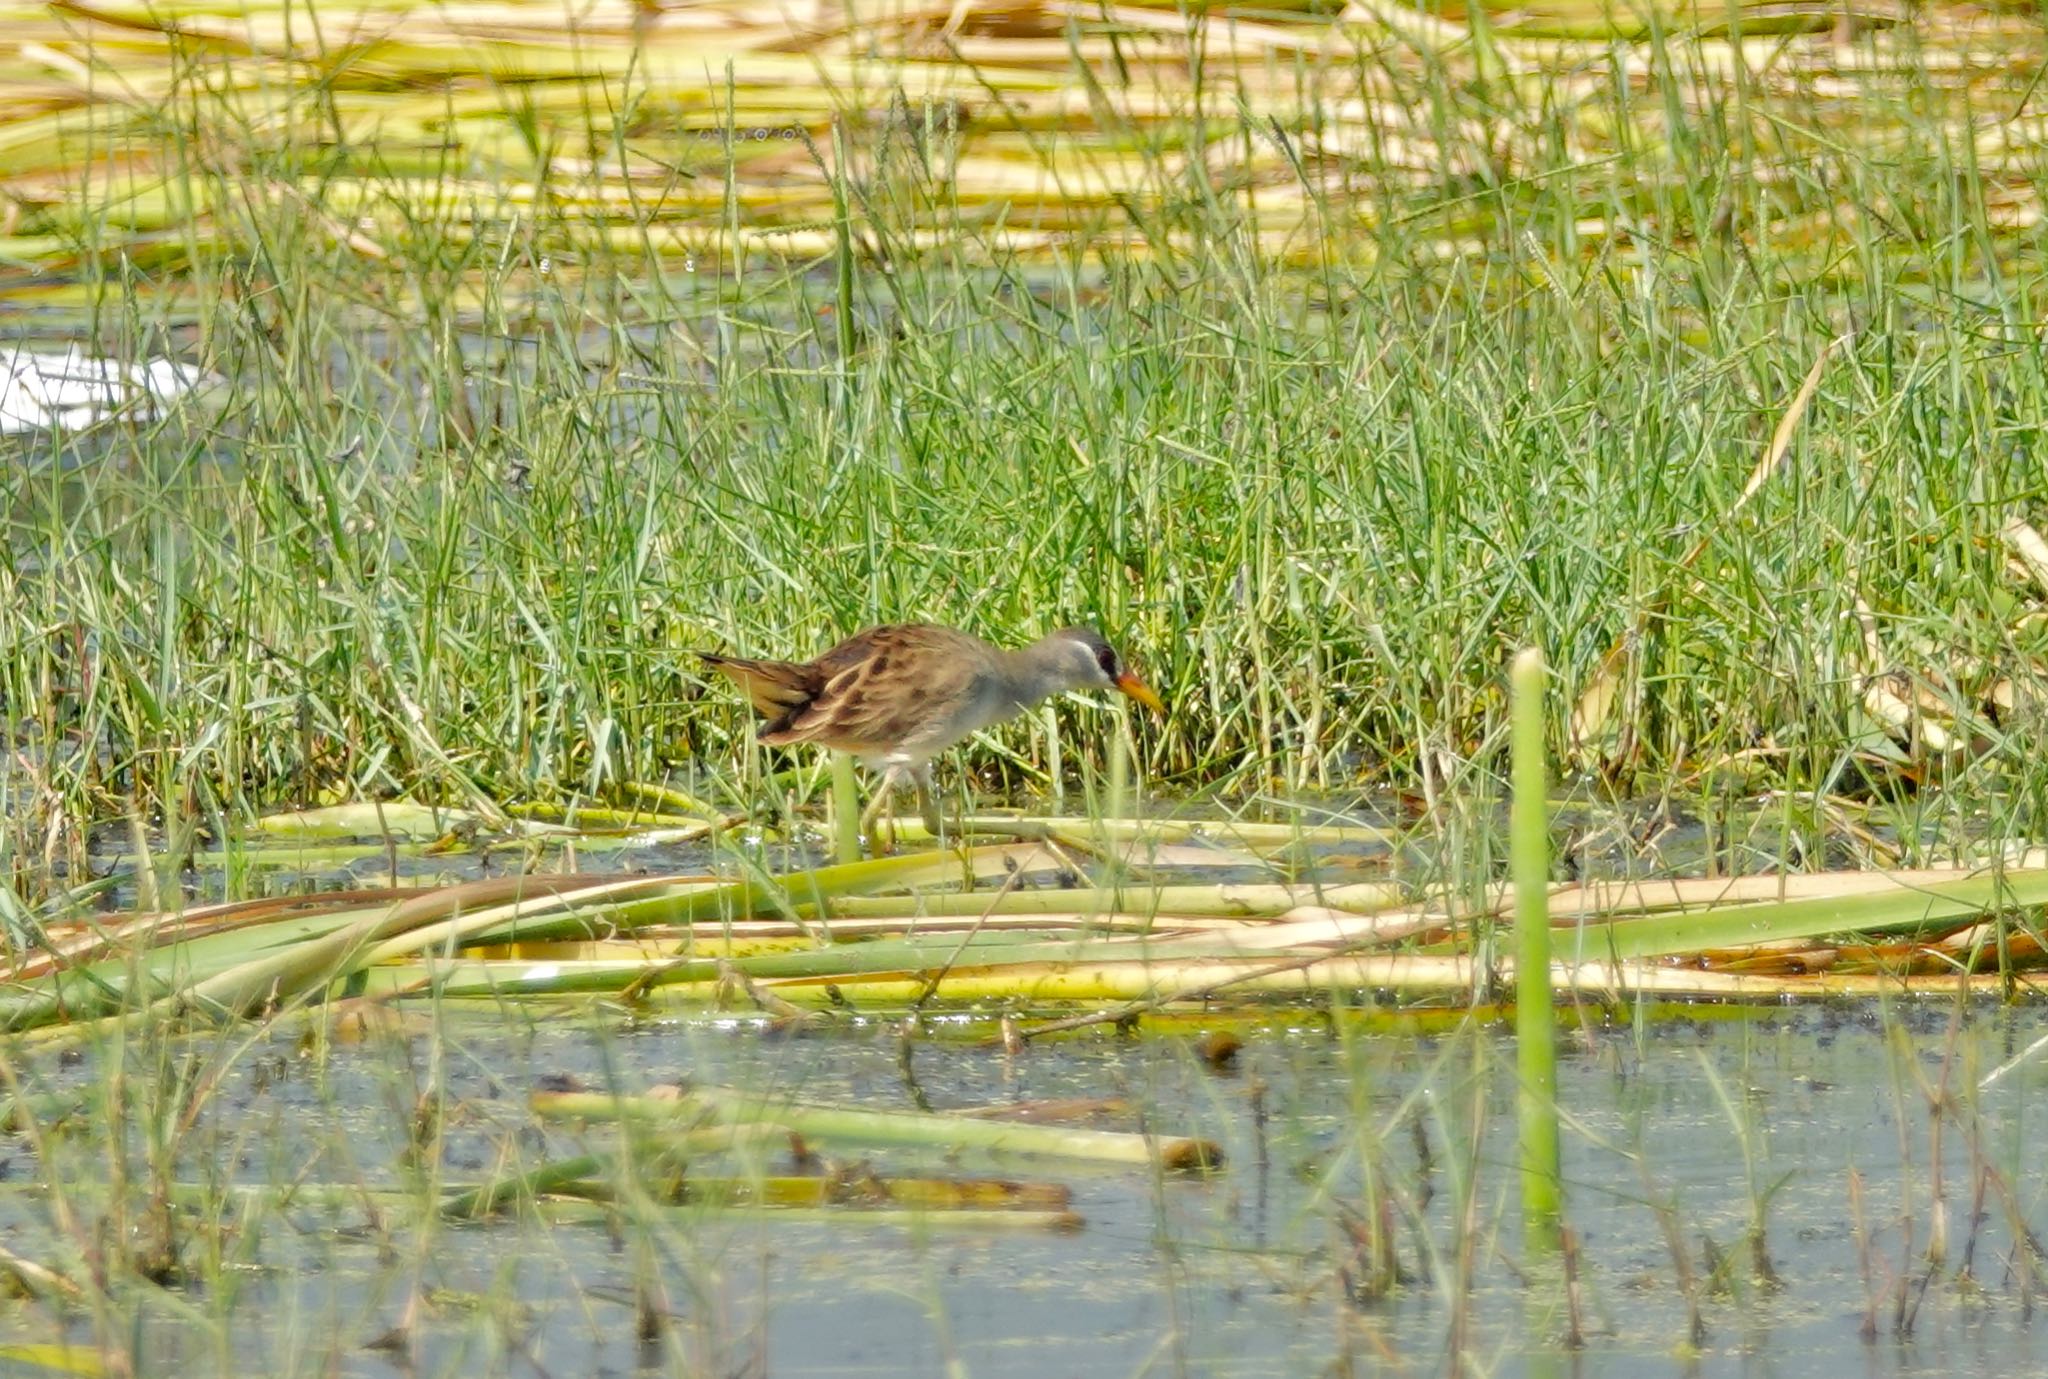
698, 653, 821, 720
757, 625, 992, 753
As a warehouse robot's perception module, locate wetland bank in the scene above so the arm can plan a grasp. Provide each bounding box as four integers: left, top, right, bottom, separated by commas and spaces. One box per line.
10, 0, 2048, 1372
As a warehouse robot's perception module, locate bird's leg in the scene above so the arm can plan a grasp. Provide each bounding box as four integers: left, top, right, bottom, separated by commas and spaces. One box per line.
858, 765, 907, 853
916, 762, 945, 843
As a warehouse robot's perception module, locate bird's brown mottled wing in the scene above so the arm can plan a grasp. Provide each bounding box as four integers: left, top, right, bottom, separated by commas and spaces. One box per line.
698, 653, 823, 723
755, 624, 994, 755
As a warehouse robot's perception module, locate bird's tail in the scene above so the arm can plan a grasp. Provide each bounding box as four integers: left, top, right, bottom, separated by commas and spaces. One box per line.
698, 652, 819, 720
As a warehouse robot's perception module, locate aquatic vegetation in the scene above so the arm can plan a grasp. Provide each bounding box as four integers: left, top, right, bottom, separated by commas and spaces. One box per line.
0, 794, 2041, 1371
4, 0, 2048, 862
12, 800, 2048, 1042
4, 0, 2048, 1371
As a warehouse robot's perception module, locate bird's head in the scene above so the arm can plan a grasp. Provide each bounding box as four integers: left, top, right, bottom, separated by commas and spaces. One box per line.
1048, 626, 1164, 716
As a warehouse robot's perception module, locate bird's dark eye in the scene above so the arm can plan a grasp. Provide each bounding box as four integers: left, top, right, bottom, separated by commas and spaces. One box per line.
1096, 646, 1120, 679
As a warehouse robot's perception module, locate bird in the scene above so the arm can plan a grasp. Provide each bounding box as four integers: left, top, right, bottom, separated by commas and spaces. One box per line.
699, 623, 1163, 844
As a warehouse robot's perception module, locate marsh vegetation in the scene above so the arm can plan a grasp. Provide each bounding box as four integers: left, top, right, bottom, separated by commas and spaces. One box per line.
5, 0, 2048, 1372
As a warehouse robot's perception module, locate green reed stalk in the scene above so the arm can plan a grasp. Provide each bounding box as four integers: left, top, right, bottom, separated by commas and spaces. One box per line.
831, 754, 862, 863
824, 114, 861, 866
1511, 646, 1562, 1255
830, 119, 857, 369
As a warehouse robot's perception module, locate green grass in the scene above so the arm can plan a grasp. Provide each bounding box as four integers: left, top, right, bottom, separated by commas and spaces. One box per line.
4, 10, 2048, 1365
5, 2, 2048, 901
9, 8, 2048, 1365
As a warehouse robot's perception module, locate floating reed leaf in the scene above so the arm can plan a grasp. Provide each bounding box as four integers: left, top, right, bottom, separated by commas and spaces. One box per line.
532, 1086, 1224, 1169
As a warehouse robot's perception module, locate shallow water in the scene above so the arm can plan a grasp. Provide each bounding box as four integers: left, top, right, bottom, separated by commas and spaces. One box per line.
3, 999, 2045, 1378
7, 794, 2042, 1377
75, 787, 1982, 918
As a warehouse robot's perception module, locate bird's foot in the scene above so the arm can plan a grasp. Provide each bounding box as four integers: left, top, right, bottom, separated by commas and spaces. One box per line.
917, 784, 946, 844
857, 781, 901, 856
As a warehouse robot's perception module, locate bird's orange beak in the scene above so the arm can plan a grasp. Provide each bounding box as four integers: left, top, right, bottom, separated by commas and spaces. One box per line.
1115, 671, 1164, 717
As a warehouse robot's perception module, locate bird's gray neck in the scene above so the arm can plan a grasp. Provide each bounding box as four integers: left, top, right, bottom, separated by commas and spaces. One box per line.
991, 639, 1082, 712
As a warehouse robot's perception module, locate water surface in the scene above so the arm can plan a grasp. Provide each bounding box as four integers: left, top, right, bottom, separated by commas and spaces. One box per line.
2, 999, 2041, 1378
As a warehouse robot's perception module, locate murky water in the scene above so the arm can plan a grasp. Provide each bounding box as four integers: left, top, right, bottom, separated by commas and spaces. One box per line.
2, 999, 2044, 1378
3, 793, 2040, 1377
76, 787, 1993, 918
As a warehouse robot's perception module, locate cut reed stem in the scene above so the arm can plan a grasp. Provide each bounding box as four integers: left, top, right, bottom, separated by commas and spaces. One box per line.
1511, 646, 1562, 1256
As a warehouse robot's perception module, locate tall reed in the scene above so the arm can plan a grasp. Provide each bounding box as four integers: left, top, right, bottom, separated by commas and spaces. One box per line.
1511, 647, 1561, 1255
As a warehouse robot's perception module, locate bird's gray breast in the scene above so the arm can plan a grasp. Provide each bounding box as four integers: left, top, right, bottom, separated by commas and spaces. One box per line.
888, 671, 1015, 762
